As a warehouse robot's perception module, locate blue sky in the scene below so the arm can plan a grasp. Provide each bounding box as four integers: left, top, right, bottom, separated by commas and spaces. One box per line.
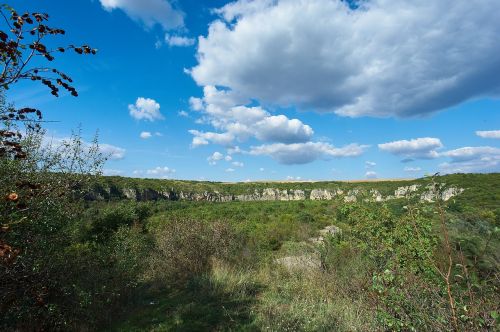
6, 0, 500, 181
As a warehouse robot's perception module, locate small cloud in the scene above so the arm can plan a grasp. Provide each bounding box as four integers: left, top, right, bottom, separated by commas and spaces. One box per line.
165, 34, 195, 47
140, 131, 152, 139
129, 97, 164, 121
476, 130, 500, 139
189, 130, 234, 148
99, 143, 126, 160
44, 136, 126, 161
103, 169, 123, 176
439, 146, 500, 173
378, 137, 442, 160
178, 110, 189, 117
250, 142, 368, 165
99, 0, 184, 31
404, 166, 422, 172
133, 166, 175, 179
207, 151, 224, 165
146, 166, 176, 178
365, 171, 377, 179
189, 97, 204, 111
227, 146, 242, 155
365, 161, 376, 168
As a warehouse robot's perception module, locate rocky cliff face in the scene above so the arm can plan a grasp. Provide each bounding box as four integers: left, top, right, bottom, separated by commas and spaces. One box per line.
90, 183, 464, 203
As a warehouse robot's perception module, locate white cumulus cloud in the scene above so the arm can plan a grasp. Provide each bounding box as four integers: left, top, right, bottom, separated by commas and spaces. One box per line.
165, 34, 195, 47
476, 130, 500, 139
227, 146, 242, 155
253, 115, 313, 143
188, 86, 313, 147
439, 146, 500, 173
191, 0, 500, 118
99, 0, 183, 30
404, 166, 422, 172
98, 143, 126, 160
146, 166, 176, 177
140, 131, 152, 139
189, 130, 235, 148
134, 166, 176, 178
441, 146, 500, 163
129, 97, 164, 121
378, 137, 443, 159
103, 169, 123, 176
207, 151, 224, 165
249, 142, 368, 165
44, 135, 126, 161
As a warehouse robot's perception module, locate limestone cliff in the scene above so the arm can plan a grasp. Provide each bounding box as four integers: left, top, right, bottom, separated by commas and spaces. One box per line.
89, 182, 464, 203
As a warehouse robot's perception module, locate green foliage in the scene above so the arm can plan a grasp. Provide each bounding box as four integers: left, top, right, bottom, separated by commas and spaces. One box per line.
145, 219, 240, 286
0, 128, 107, 329
83, 202, 152, 241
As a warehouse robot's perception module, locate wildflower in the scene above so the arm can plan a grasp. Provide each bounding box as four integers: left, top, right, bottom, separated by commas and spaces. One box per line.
7, 192, 19, 202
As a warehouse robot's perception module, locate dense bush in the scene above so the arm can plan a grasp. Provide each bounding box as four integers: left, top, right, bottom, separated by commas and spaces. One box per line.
83, 202, 153, 241
145, 219, 240, 286
0, 111, 152, 330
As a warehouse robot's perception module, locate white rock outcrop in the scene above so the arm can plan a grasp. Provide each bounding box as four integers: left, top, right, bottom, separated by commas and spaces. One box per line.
344, 195, 357, 203
394, 185, 420, 198
310, 189, 335, 200
421, 186, 464, 202
441, 187, 465, 201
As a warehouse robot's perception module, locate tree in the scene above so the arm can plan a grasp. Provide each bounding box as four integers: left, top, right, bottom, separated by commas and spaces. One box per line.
0, 4, 96, 161
0, 5, 102, 329
0, 4, 96, 93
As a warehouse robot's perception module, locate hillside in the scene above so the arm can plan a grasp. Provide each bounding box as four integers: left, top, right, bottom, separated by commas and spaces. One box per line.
90, 173, 500, 210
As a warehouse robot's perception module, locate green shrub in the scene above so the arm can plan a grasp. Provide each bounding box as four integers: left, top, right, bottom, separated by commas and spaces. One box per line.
145, 220, 239, 286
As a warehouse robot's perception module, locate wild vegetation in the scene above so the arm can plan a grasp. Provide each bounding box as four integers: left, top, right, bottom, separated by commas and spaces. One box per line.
4, 164, 499, 330
101, 178, 498, 331
1, 4, 499, 332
